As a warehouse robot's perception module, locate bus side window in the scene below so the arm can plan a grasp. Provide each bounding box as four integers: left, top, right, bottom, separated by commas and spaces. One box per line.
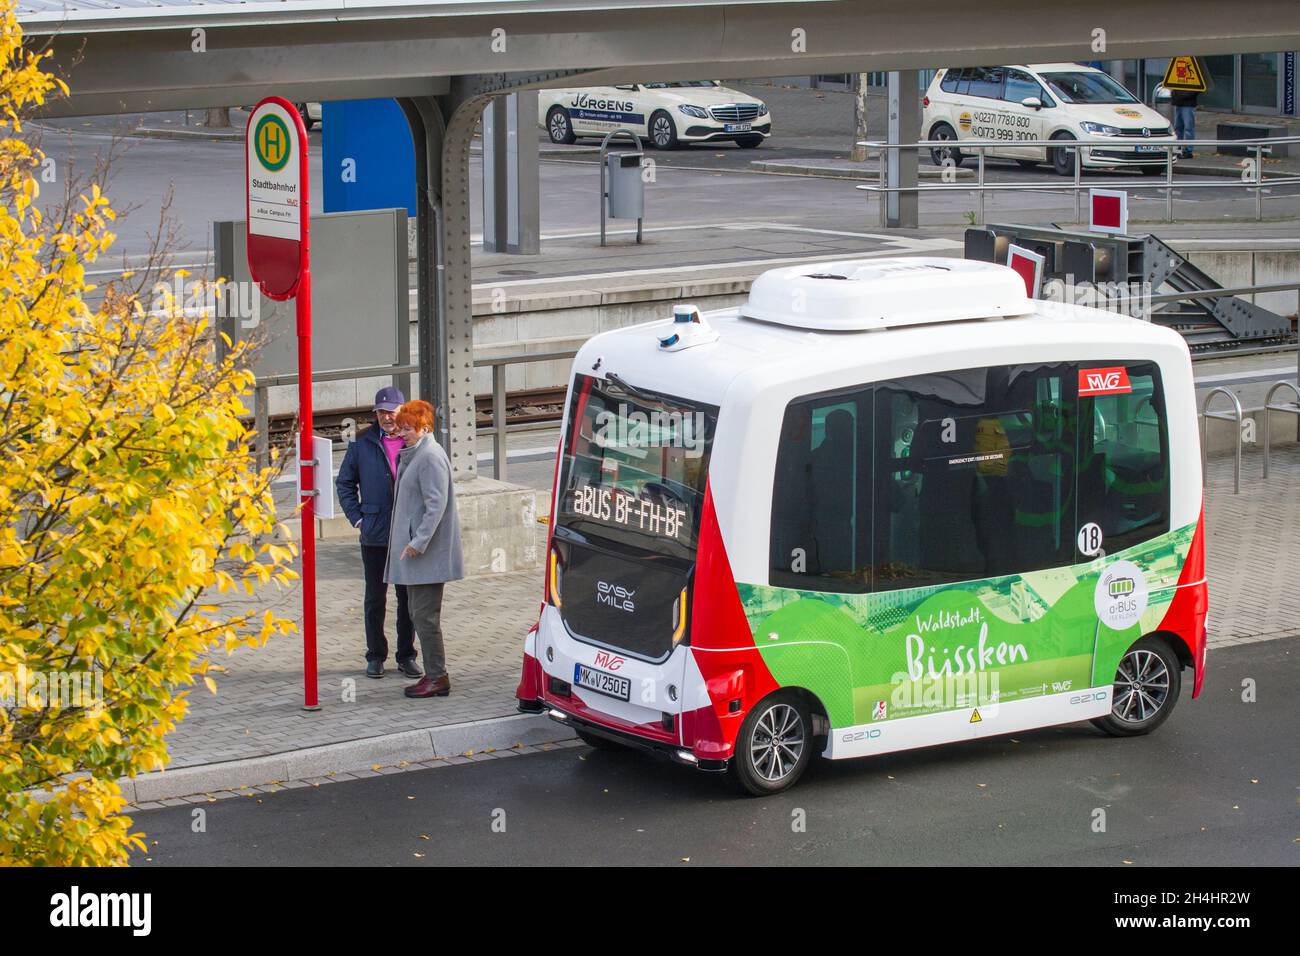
1076, 364, 1170, 555
873, 364, 1076, 591
770, 391, 872, 592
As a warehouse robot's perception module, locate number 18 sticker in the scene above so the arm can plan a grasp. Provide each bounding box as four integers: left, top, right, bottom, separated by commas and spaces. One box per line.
1078, 522, 1104, 557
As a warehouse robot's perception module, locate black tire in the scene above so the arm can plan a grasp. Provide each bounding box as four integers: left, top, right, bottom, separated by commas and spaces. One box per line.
648, 110, 679, 150
1016, 159, 1040, 170
295, 103, 315, 130
1051, 131, 1078, 176
1090, 636, 1183, 737
736, 134, 764, 149
928, 122, 964, 167
730, 691, 813, 796
575, 727, 625, 751
1140, 164, 1167, 176
546, 106, 577, 145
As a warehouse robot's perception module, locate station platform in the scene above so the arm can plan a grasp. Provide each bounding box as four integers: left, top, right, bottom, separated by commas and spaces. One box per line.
117, 442, 1300, 809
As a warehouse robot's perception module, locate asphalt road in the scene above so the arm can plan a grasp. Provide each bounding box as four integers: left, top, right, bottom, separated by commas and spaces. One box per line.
132, 637, 1299, 866
30, 114, 1300, 266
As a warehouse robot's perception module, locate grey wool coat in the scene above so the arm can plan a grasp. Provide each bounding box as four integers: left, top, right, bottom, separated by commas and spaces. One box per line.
383, 434, 465, 586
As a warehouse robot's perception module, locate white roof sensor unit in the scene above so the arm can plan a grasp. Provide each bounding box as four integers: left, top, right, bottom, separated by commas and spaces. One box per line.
659, 303, 719, 351
739, 257, 1034, 331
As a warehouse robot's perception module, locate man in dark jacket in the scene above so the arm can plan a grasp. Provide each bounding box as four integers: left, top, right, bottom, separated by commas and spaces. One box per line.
1171, 87, 1199, 158
336, 386, 420, 679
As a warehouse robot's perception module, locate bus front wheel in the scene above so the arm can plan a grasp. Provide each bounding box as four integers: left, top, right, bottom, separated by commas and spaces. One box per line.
731, 692, 812, 796
1091, 636, 1182, 737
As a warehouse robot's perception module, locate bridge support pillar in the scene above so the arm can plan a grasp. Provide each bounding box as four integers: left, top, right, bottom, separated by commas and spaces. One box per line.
401, 73, 580, 480
886, 71, 920, 229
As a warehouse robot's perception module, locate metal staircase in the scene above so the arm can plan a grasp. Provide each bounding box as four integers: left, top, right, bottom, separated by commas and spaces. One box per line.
965, 224, 1293, 353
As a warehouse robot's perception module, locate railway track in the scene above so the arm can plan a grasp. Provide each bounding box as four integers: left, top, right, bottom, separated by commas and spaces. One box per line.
252, 386, 566, 445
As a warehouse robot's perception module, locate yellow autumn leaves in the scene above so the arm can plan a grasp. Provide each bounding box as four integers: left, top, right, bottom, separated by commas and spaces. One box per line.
0, 0, 298, 865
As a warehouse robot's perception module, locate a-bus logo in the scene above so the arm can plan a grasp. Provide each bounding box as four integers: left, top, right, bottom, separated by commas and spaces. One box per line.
1108, 576, 1135, 598
1078, 366, 1132, 396
596, 581, 635, 613
593, 651, 625, 671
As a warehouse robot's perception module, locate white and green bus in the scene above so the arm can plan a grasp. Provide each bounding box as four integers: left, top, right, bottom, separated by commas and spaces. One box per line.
517, 257, 1209, 795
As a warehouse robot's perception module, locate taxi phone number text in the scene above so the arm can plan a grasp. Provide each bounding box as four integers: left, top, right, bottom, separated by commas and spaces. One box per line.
966, 109, 1036, 141
571, 484, 688, 540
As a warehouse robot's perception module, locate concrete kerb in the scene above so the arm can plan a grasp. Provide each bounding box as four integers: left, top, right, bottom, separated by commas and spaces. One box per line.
749, 159, 976, 181
119, 714, 575, 804
749, 157, 1298, 181
132, 126, 244, 143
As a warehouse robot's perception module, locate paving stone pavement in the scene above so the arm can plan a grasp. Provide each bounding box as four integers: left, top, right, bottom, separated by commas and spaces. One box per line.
1203, 444, 1300, 646
166, 444, 1300, 769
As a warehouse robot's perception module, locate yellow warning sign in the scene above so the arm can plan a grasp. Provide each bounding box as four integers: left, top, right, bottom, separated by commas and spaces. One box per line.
970, 708, 982, 723
1163, 57, 1208, 93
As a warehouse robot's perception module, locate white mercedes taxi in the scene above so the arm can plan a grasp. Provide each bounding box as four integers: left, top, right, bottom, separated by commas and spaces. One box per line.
539, 80, 771, 149
922, 64, 1179, 175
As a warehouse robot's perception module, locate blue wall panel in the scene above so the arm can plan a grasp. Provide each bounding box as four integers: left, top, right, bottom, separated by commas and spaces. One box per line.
321, 99, 416, 216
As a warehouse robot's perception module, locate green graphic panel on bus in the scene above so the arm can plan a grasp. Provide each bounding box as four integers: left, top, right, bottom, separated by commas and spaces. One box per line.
736, 522, 1195, 728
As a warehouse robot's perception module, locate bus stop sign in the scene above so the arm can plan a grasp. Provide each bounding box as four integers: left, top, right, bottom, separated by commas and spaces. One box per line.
246, 97, 309, 299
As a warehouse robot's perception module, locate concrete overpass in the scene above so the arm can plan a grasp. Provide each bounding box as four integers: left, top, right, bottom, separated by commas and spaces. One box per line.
20, 0, 1300, 477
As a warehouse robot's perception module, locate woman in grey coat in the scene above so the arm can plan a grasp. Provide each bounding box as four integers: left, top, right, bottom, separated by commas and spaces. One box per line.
384, 400, 465, 698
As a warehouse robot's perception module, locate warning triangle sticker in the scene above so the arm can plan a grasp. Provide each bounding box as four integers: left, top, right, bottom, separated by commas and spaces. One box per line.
1163, 57, 1207, 93
969, 708, 982, 723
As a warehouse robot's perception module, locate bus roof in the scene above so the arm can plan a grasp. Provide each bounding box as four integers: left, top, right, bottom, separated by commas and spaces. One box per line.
572, 259, 1190, 408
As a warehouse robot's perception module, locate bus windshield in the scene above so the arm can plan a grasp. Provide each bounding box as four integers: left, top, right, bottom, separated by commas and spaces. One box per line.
556, 374, 717, 562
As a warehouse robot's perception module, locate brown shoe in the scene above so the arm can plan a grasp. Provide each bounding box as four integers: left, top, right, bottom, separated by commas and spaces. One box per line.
404, 674, 450, 699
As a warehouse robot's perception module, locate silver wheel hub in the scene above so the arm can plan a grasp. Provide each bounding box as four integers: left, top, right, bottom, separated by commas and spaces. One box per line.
749, 703, 805, 782
1112, 648, 1170, 723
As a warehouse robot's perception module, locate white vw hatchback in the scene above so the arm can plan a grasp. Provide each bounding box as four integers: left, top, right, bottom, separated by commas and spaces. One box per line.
922, 64, 1179, 175
539, 80, 771, 149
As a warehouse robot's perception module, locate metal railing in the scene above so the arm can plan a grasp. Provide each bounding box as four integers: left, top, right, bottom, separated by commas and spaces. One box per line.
856, 135, 1300, 225
251, 363, 419, 471
476, 348, 577, 481
1263, 380, 1300, 479
1201, 387, 1244, 495
249, 351, 575, 482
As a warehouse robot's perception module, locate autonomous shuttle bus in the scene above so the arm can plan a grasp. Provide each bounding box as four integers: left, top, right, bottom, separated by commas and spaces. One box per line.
516, 258, 1208, 795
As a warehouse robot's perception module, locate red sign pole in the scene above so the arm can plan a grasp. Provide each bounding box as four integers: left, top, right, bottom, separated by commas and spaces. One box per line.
296, 266, 318, 710
246, 97, 318, 710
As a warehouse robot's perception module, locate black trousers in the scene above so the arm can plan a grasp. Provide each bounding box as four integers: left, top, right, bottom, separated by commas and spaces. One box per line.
360, 545, 415, 664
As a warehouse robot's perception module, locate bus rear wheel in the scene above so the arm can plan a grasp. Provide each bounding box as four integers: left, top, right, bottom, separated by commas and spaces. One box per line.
1091, 636, 1182, 737
731, 692, 812, 796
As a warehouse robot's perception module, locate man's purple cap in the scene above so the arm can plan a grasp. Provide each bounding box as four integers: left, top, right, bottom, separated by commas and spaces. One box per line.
373, 386, 405, 412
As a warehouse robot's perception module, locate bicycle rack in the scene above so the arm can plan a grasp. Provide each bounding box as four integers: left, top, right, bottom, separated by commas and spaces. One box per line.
1201, 387, 1243, 495
1263, 380, 1300, 479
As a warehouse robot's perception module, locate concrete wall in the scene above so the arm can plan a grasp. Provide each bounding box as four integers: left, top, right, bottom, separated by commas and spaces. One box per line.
257, 240, 1298, 423
1176, 245, 1300, 318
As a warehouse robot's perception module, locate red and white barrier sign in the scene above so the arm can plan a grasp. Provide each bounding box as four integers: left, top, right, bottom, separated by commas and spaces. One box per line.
1007, 243, 1046, 299
1088, 188, 1128, 235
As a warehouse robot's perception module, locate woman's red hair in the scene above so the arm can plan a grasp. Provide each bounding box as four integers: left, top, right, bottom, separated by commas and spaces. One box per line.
395, 399, 434, 432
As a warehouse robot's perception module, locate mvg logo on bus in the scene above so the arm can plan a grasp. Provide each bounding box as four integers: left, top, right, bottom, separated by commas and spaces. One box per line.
1078, 366, 1132, 397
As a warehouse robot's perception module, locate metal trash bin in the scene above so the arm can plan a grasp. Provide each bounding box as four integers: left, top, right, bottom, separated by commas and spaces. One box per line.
1151, 85, 1174, 126
606, 152, 645, 219
599, 128, 645, 245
